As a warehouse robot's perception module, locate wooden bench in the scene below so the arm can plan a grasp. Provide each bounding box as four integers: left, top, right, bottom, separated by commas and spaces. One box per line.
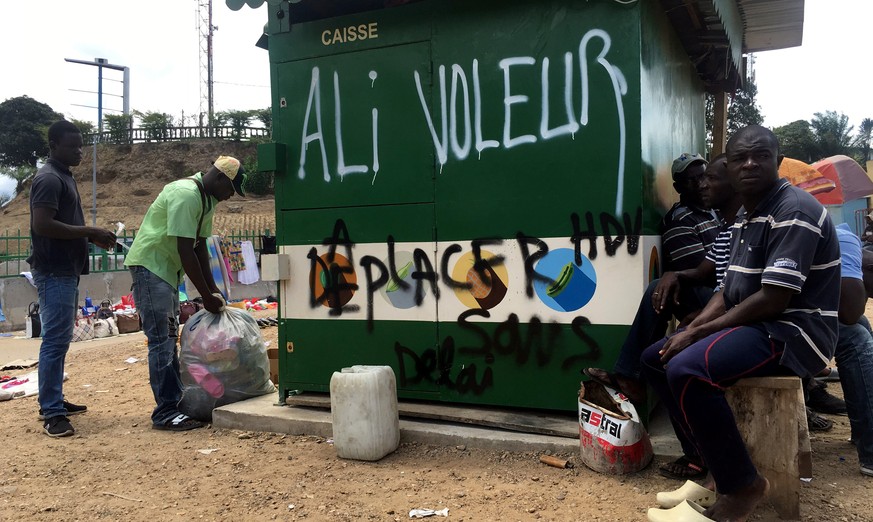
725, 376, 811, 521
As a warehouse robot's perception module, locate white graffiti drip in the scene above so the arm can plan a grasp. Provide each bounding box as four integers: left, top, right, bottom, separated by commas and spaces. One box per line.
334, 71, 369, 181
369, 70, 377, 88
499, 56, 537, 149
473, 59, 500, 157
540, 52, 580, 140
298, 67, 330, 181
579, 29, 628, 215
450, 64, 472, 160
414, 66, 449, 166
371, 108, 380, 185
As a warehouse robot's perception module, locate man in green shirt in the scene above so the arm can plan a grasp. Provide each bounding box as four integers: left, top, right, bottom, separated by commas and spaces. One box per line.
125, 155, 246, 431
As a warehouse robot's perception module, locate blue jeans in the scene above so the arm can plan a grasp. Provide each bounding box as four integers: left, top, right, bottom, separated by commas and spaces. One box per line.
613, 279, 713, 380
130, 266, 181, 425
33, 271, 79, 420
836, 316, 873, 468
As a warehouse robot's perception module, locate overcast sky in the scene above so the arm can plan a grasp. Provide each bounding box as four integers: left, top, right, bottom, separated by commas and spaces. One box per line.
0, 0, 870, 198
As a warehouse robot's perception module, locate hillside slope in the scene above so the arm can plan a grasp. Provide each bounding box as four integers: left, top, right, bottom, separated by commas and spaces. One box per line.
0, 140, 276, 236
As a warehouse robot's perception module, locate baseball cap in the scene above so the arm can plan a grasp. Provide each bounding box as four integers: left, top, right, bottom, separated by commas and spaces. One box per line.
671, 153, 707, 180
213, 155, 247, 197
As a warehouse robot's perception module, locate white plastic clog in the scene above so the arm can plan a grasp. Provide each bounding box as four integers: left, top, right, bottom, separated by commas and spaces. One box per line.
647, 499, 714, 522
656, 479, 716, 508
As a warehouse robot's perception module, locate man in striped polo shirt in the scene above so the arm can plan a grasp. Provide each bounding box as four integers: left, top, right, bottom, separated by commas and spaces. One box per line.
641, 126, 840, 521
660, 153, 722, 272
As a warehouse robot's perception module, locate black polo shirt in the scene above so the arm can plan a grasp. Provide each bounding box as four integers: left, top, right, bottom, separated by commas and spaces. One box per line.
722, 178, 840, 378
27, 159, 89, 276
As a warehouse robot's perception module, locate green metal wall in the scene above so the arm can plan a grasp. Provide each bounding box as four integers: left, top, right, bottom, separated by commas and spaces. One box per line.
265, 0, 704, 412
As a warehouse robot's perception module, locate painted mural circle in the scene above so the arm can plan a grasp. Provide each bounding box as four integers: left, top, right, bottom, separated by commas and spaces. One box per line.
451, 250, 509, 310
533, 248, 597, 312
648, 246, 660, 284
379, 251, 420, 309
311, 253, 358, 309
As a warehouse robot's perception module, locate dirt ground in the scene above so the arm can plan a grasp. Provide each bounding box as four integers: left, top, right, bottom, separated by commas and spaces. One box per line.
1, 142, 872, 520
0, 306, 871, 522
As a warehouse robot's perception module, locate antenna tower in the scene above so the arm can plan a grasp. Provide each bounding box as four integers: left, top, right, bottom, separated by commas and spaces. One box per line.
196, 0, 215, 131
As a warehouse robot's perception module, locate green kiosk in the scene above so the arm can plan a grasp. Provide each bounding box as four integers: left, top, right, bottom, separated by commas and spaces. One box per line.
245, 0, 746, 412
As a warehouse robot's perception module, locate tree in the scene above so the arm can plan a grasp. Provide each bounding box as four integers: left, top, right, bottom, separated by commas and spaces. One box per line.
216, 110, 253, 141
135, 110, 174, 141
0, 164, 37, 195
773, 120, 817, 162
0, 96, 62, 167
253, 107, 272, 134
726, 79, 764, 139
104, 114, 133, 144
810, 110, 853, 159
70, 118, 96, 136
856, 118, 873, 164
705, 76, 764, 155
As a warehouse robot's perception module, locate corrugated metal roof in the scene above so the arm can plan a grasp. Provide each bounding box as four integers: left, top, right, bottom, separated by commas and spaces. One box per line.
661, 0, 805, 90
737, 0, 805, 52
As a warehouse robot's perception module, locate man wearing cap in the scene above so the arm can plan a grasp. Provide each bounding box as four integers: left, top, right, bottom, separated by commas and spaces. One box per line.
660, 152, 722, 272
125, 155, 246, 432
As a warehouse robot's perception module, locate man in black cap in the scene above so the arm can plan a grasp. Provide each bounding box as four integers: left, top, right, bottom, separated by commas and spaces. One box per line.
125, 155, 246, 432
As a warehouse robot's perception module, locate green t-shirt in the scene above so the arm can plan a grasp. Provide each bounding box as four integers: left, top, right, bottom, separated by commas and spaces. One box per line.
125, 173, 216, 287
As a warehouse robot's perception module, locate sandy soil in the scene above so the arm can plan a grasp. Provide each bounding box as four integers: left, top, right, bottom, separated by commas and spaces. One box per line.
0, 306, 871, 522
1, 142, 871, 520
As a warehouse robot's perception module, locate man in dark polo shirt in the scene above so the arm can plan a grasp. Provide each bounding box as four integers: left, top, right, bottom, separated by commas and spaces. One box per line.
29, 120, 116, 437
640, 125, 840, 521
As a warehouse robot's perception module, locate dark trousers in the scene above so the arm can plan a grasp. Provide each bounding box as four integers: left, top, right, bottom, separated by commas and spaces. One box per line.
640, 325, 792, 494
613, 279, 713, 380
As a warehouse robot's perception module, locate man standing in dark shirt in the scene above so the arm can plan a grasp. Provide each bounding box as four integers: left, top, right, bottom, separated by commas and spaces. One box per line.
29, 120, 116, 437
641, 126, 840, 521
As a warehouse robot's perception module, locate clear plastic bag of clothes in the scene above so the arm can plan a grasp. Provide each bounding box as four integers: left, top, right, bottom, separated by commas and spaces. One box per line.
178, 307, 276, 421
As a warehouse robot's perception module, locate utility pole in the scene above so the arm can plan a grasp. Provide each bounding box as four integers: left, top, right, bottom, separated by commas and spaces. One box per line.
64, 57, 130, 227
197, 0, 215, 135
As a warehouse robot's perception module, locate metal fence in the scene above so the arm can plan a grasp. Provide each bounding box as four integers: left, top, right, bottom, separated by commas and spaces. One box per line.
0, 228, 273, 278
84, 126, 269, 144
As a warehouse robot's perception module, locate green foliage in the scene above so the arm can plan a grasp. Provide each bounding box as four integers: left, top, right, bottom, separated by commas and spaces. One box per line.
216, 110, 254, 141
135, 111, 174, 141
704, 78, 763, 156
811, 111, 854, 159
0, 164, 37, 195
241, 154, 273, 195
104, 114, 133, 144
727, 80, 764, 139
253, 108, 272, 134
71, 118, 96, 136
0, 96, 62, 167
856, 118, 873, 165
773, 120, 817, 162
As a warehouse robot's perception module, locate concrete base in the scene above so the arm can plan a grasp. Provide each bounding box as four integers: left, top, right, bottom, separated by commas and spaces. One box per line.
213, 394, 682, 458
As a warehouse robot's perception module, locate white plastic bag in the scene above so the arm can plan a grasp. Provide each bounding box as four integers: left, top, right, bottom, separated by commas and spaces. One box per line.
178, 307, 276, 421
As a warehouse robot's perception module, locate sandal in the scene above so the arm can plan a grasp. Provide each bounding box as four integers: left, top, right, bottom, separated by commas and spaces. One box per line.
806, 407, 833, 432
582, 368, 647, 404
153, 413, 205, 432
659, 456, 708, 480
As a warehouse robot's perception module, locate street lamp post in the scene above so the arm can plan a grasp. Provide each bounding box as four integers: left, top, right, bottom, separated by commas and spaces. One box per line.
64, 57, 129, 226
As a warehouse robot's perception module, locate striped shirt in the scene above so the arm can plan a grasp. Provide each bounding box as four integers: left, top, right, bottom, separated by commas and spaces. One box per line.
660, 203, 722, 272
705, 225, 732, 288
722, 179, 840, 378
